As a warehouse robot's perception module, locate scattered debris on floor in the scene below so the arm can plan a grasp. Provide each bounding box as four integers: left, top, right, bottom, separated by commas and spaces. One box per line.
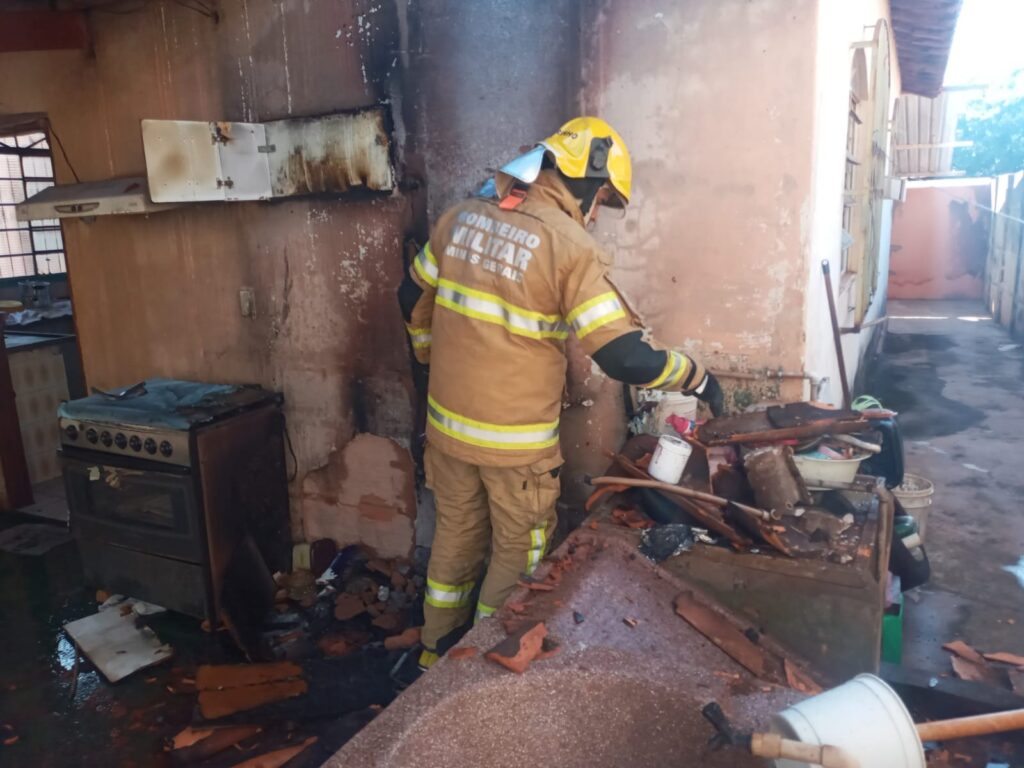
944, 640, 1024, 696
2, 540, 428, 766
0, 522, 72, 555
1, 723, 18, 747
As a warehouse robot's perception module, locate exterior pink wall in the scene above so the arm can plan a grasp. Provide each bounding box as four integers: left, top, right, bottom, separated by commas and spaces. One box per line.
889, 184, 990, 300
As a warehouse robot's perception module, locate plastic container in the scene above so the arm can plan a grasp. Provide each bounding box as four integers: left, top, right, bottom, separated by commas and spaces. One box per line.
652, 392, 698, 434
893, 473, 934, 542
792, 451, 870, 488
771, 673, 925, 768
881, 592, 905, 665
648, 434, 692, 484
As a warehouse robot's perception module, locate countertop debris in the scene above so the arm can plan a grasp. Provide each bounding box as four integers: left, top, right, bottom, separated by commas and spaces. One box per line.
590, 425, 884, 567
484, 621, 550, 674
639, 523, 693, 562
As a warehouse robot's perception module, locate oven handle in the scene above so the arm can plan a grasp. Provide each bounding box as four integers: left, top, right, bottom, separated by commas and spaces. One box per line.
59, 448, 193, 476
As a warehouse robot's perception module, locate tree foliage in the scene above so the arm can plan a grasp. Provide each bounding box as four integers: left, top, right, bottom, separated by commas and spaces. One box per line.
954, 71, 1024, 177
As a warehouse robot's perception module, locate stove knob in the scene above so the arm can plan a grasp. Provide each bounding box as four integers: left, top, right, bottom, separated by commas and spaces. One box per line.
114, 433, 127, 449
100, 431, 112, 447
143, 438, 157, 455
159, 440, 173, 457
129, 435, 142, 452
65, 424, 79, 441
85, 428, 98, 444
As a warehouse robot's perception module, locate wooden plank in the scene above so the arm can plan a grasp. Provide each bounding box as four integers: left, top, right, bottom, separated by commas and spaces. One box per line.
170, 725, 263, 762
894, 141, 973, 150
983, 652, 1024, 668
943, 639, 986, 665
196, 661, 302, 691
229, 737, 317, 768
198, 680, 308, 720
673, 591, 766, 677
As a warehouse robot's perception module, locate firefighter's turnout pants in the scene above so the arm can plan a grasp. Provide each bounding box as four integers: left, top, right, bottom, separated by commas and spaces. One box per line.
419, 444, 562, 664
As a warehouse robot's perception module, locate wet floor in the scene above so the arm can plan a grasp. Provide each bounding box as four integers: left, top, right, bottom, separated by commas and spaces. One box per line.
0, 511, 239, 767
867, 300, 1024, 673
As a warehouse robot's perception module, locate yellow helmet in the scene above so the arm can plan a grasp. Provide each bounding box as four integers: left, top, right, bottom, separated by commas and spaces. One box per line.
498, 117, 632, 207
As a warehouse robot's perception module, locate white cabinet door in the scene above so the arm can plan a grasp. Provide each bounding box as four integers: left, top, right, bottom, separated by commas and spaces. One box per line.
142, 120, 272, 203
143, 120, 224, 203
215, 122, 273, 201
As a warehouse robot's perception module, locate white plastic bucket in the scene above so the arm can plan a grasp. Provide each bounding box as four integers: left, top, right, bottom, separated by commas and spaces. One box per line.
893, 473, 934, 542
771, 674, 925, 768
652, 392, 698, 434
648, 434, 692, 484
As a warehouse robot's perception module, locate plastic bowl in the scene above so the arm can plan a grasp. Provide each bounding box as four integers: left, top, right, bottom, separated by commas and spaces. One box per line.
792, 451, 870, 488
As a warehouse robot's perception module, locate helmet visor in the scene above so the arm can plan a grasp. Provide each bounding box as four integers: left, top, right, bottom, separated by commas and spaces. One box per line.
497, 145, 546, 185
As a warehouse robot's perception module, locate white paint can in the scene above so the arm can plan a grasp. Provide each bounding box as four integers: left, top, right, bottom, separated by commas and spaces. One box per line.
648, 434, 692, 485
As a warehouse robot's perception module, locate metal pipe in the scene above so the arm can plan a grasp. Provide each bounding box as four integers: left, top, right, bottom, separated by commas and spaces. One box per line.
822, 260, 852, 409
711, 368, 826, 401
587, 475, 779, 521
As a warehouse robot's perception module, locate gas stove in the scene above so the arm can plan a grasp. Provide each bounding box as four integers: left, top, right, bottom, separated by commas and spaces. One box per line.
58, 379, 280, 467
59, 378, 289, 627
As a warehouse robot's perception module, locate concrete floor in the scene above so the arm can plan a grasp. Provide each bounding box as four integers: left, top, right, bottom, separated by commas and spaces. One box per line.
868, 299, 1024, 673
0, 512, 212, 768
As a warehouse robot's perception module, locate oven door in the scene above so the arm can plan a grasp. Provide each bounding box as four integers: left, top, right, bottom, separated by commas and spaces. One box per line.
63, 456, 206, 563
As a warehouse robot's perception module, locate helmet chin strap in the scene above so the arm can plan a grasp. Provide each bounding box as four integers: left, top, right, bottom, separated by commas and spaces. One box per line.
561, 174, 605, 221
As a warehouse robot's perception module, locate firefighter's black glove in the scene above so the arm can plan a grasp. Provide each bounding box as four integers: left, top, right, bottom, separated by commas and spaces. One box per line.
691, 371, 725, 417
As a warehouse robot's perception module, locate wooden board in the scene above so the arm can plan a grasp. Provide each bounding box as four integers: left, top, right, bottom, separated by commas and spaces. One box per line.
673, 591, 767, 677
196, 661, 302, 690
199, 680, 308, 720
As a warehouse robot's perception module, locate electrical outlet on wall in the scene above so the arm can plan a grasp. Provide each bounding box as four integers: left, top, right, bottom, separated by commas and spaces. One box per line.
239, 287, 255, 319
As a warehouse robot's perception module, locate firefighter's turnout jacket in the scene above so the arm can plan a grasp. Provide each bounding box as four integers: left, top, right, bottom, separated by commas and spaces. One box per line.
405, 169, 697, 468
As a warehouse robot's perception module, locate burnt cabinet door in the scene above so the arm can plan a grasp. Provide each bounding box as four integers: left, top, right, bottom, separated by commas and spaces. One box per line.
64, 459, 205, 563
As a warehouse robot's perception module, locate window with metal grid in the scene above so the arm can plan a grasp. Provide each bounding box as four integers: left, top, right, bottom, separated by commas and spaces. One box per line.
0, 132, 66, 280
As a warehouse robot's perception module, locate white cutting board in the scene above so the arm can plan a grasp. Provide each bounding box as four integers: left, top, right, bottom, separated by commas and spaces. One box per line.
64, 603, 173, 683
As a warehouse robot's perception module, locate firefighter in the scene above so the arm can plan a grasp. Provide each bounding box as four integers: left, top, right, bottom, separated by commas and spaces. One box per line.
397, 117, 723, 672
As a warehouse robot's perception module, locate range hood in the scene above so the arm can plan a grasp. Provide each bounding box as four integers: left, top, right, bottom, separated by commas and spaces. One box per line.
16, 177, 178, 221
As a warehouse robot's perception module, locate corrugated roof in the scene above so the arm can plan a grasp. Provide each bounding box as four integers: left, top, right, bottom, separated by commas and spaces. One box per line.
890, 0, 963, 97
892, 90, 975, 178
